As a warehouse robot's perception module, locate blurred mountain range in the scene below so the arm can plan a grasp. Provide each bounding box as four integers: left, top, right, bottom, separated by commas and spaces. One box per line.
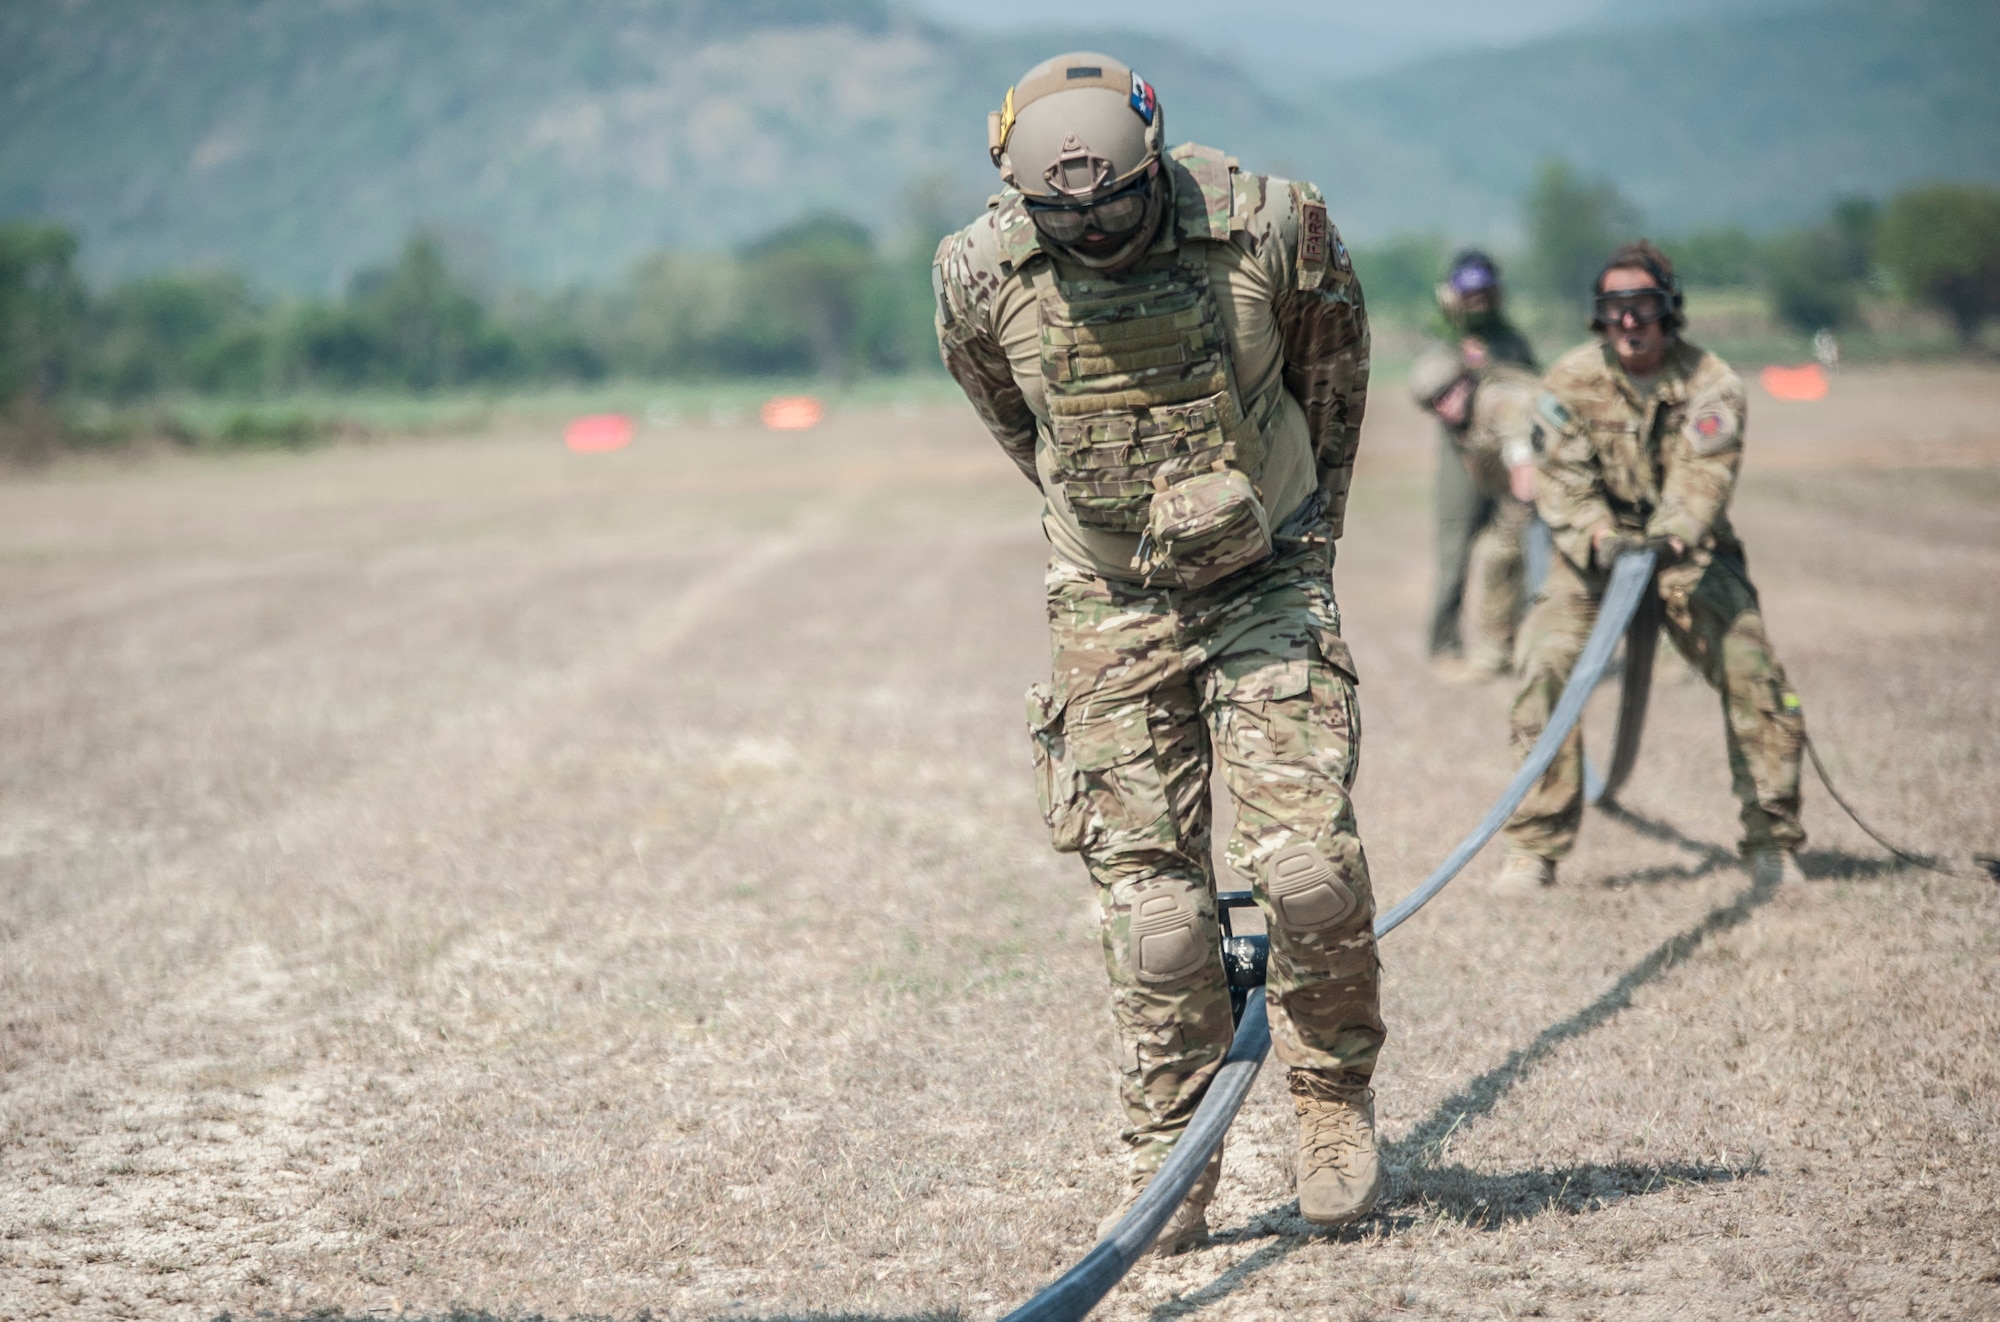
918, 0, 1814, 83
2, 0, 1995, 290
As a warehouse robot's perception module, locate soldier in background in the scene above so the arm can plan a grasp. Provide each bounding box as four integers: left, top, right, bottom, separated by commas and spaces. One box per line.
1494, 241, 1808, 894
1427, 251, 1537, 679
1408, 348, 1542, 676
934, 52, 1383, 1251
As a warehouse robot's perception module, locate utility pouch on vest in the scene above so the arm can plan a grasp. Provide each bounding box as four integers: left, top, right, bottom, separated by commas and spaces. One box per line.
1135, 464, 1273, 590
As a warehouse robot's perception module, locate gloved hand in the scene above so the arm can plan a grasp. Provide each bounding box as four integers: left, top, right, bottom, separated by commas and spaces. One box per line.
1644, 536, 1686, 569
1592, 530, 1641, 572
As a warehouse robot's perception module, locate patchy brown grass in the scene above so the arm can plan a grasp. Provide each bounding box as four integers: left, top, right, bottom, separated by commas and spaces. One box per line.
1, 366, 1997, 1322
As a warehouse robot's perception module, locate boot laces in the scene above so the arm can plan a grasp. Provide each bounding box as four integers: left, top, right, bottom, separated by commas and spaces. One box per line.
1292, 1076, 1371, 1168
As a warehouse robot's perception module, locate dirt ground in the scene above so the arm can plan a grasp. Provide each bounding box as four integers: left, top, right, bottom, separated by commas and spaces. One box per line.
2, 364, 1997, 1322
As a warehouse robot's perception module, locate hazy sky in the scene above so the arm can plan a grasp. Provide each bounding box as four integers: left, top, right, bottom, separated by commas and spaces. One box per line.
906, 0, 1748, 80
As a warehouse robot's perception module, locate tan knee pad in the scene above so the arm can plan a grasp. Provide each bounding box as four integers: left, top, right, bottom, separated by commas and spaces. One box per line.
1129, 883, 1210, 985
1262, 843, 1357, 935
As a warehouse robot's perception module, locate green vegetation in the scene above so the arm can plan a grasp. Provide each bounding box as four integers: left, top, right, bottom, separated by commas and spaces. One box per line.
0, 209, 944, 452
1365, 163, 1947, 357
0, 223, 84, 404
1521, 161, 1642, 317
9, 169, 2000, 461
1347, 235, 1453, 322
1876, 185, 2000, 345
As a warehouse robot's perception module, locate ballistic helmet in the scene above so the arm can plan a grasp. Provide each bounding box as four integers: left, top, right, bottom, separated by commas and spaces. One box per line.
1436, 249, 1504, 327
990, 52, 1165, 201
1409, 345, 1469, 411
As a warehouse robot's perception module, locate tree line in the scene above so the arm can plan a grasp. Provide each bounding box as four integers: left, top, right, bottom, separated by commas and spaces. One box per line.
0, 213, 941, 410
4, 169, 2000, 427
1353, 168, 2000, 344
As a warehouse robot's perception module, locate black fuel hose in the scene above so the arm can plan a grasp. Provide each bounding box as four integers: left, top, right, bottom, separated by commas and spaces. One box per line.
1584, 580, 1661, 807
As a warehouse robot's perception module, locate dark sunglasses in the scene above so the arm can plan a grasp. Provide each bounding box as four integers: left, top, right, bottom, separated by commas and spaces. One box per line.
1024, 176, 1153, 244
1594, 289, 1673, 326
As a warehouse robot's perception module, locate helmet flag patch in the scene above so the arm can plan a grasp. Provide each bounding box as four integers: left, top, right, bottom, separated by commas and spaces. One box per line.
1129, 71, 1157, 125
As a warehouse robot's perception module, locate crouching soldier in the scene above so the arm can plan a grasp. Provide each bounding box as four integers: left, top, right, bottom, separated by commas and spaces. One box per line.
1409, 347, 1543, 678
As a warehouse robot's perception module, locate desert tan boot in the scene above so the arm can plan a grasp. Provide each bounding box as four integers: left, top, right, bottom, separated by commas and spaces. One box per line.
1749, 848, 1807, 887
1491, 850, 1556, 896
1095, 1143, 1222, 1256
1290, 1070, 1380, 1227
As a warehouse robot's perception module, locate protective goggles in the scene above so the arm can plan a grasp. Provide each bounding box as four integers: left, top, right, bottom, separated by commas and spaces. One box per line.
1594, 288, 1674, 326
1024, 176, 1152, 245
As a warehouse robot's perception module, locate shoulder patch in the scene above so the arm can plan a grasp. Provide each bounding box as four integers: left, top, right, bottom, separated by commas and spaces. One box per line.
1287, 181, 1336, 290
1684, 403, 1742, 456
1300, 199, 1328, 269
1535, 391, 1577, 434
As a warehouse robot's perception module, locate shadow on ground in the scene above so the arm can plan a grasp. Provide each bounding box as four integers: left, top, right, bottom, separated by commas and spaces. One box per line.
1145, 845, 1787, 1320
1597, 802, 1908, 887
218, 1312, 967, 1322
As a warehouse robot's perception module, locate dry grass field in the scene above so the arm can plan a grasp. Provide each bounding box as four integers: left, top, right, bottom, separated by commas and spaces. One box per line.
2, 365, 1997, 1322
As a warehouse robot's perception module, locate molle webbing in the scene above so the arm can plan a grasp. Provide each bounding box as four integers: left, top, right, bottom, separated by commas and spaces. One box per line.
1036, 249, 1266, 533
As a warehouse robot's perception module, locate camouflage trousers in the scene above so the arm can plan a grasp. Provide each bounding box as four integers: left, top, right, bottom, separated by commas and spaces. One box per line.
1428, 429, 1486, 656
1029, 534, 1385, 1178
1503, 549, 1807, 860
1464, 493, 1532, 673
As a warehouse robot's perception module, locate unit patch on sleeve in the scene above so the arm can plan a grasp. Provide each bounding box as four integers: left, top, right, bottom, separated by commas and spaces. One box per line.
1535, 391, 1576, 435
1685, 405, 1742, 455
1300, 200, 1329, 269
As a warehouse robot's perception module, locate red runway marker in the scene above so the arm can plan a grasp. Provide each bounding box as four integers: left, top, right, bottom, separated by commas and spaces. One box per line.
1759, 363, 1829, 402
760, 396, 825, 431
565, 413, 634, 453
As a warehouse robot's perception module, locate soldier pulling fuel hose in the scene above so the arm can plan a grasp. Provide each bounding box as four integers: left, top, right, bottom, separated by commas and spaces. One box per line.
934, 53, 1994, 1322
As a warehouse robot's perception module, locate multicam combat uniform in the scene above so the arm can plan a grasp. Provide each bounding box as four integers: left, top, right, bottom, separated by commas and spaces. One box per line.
1418, 355, 1541, 673
1429, 323, 1536, 659
934, 143, 1380, 1179
1505, 338, 1807, 859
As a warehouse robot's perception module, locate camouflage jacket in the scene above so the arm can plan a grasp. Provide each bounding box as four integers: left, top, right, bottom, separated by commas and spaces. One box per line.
1462, 362, 1541, 499
1530, 338, 1748, 570
932, 143, 1370, 580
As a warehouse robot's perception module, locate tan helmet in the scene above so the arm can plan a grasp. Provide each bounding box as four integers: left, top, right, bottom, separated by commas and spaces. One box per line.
1409, 346, 1469, 410
989, 51, 1164, 201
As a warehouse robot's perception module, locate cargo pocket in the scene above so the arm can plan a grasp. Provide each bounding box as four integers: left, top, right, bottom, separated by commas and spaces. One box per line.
1026, 682, 1085, 853
1067, 700, 1172, 851
1212, 653, 1314, 774
1305, 601, 1362, 787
